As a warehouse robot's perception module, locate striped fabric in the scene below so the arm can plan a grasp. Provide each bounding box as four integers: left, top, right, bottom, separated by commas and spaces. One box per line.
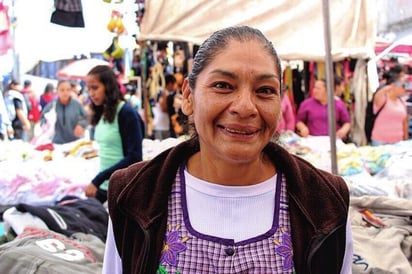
157, 167, 295, 273
54, 0, 82, 12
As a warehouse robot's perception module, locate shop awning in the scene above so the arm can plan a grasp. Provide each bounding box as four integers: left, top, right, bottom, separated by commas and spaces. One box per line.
138, 0, 377, 61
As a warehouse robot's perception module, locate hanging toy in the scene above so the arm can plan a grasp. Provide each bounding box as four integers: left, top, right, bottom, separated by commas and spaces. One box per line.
107, 10, 126, 35
146, 62, 165, 100
104, 10, 126, 74
103, 36, 125, 74
103, 36, 124, 60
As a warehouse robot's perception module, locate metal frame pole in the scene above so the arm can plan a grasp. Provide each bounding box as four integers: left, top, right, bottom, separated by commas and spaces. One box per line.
322, 0, 338, 174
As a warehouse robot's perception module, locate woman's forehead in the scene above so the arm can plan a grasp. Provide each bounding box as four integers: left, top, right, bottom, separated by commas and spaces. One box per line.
58, 82, 71, 89
209, 40, 278, 71
220, 39, 271, 56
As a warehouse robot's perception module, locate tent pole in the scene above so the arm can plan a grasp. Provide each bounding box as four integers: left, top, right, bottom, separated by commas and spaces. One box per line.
10, 0, 19, 81
322, 0, 338, 175
139, 41, 150, 138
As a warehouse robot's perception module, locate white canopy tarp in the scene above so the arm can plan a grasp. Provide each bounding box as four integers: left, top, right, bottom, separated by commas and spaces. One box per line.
138, 0, 377, 61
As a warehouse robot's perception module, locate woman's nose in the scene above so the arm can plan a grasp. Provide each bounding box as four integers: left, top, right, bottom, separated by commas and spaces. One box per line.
229, 89, 258, 117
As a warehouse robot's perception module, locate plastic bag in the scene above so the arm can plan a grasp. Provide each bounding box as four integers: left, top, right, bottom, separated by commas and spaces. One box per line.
31, 102, 57, 146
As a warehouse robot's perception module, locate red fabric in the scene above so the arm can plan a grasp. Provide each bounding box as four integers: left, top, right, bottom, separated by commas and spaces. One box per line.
28, 95, 41, 122
375, 44, 412, 55
35, 143, 54, 151
40, 93, 56, 108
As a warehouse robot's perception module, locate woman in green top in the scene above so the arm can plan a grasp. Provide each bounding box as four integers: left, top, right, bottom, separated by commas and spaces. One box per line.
84, 65, 144, 203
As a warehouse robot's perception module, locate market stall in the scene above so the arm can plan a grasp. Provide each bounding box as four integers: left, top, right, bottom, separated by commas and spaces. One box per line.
136, 0, 379, 145
0, 136, 184, 273
138, 0, 376, 61
277, 132, 412, 273
1, 1, 410, 273
1, 134, 411, 272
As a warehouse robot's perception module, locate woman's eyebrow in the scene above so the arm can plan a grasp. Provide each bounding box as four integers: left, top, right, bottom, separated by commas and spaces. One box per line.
209, 69, 279, 81
209, 69, 237, 79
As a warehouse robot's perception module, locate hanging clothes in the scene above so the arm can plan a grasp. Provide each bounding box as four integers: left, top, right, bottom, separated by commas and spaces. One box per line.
291, 67, 304, 112
0, 2, 13, 55
283, 65, 297, 114
283, 65, 293, 92
50, 0, 85, 28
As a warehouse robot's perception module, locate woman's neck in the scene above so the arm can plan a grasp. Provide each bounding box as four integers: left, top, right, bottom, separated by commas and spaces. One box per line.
186, 152, 276, 186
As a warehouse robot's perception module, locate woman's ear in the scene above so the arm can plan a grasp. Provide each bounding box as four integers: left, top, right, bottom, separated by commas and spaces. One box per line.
181, 78, 193, 116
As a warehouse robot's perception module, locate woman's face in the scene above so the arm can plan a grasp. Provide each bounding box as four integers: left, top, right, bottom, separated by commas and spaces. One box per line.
335, 82, 345, 97
57, 81, 72, 105
85, 74, 106, 106
393, 73, 408, 96
312, 80, 327, 103
182, 39, 281, 164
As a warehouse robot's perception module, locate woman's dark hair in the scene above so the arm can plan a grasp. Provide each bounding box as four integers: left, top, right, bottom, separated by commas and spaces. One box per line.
87, 65, 124, 126
387, 71, 403, 85
188, 26, 282, 90
44, 83, 55, 94
187, 26, 282, 137
56, 79, 70, 89
385, 64, 405, 84
334, 76, 344, 87
7, 79, 20, 90
165, 74, 177, 86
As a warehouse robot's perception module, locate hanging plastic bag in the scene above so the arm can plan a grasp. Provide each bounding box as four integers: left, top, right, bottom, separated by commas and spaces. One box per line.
31, 102, 57, 146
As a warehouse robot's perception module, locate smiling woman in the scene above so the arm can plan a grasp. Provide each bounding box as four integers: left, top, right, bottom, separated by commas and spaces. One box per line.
182, 39, 281, 167
103, 26, 352, 274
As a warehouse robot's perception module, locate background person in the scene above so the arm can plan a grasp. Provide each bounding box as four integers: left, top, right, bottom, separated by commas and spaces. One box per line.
277, 85, 296, 132
84, 65, 144, 204
152, 74, 174, 140
166, 72, 188, 137
165, 73, 181, 137
295, 78, 351, 140
152, 93, 171, 140
40, 83, 56, 110
103, 26, 352, 274
0, 89, 13, 140
22, 80, 41, 142
3, 79, 31, 141
334, 76, 345, 100
41, 80, 88, 144
370, 69, 409, 146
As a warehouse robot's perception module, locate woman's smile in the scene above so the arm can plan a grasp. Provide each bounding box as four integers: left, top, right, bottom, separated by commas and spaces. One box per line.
218, 124, 260, 137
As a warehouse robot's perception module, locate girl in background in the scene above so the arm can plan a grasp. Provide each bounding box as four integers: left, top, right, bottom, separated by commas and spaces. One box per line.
84, 65, 144, 203
40, 83, 56, 110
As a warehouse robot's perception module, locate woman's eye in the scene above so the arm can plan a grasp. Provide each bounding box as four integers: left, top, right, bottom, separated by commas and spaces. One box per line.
88, 86, 98, 92
257, 87, 277, 95
214, 82, 232, 89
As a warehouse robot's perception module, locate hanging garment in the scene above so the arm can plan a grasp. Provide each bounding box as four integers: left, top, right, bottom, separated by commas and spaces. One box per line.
0, 2, 13, 55
50, 0, 85, 28
0, 2, 10, 34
